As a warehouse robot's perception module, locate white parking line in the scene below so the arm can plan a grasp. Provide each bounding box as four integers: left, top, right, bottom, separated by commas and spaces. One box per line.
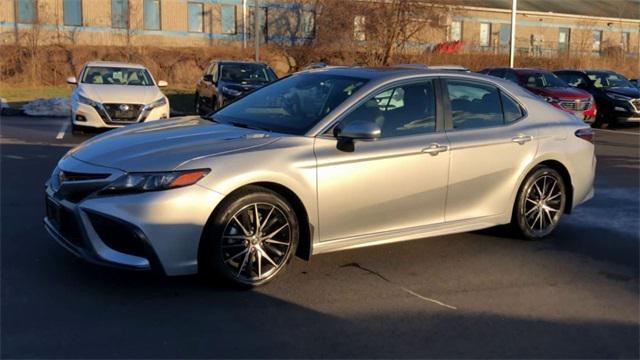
594, 128, 640, 136
55, 121, 69, 140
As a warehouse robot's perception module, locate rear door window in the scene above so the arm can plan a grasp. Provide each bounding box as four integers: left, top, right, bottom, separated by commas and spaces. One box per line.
446, 80, 503, 129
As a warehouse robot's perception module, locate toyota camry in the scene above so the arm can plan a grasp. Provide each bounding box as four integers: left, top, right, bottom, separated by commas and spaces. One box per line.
45, 67, 595, 287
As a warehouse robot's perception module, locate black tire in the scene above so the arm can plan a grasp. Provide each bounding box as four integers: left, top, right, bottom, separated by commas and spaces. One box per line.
71, 122, 83, 135
194, 94, 204, 115
200, 186, 299, 288
512, 166, 567, 240
592, 111, 608, 129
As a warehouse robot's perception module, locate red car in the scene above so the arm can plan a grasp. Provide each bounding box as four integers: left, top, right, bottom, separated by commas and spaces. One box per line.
479, 67, 597, 122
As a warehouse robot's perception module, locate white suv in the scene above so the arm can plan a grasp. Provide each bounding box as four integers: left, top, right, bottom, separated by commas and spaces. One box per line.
67, 61, 170, 132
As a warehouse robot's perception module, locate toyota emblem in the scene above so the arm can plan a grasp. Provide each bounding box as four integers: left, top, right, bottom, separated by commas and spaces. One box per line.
119, 104, 130, 111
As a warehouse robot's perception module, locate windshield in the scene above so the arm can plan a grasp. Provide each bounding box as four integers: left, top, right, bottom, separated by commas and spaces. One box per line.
586, 72, 633, 89
520, 72, 567, 88
219, 63, 277, 85
81, 66, 154, 86
212, 73, 369, 135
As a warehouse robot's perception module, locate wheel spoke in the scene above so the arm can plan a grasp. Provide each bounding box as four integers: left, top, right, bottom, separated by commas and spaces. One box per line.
525, 206, 538, 216
237, 249, 251, 277
257, 247, 278, 267
534, 183, 544, 197
546, 180, 557, 199
260, 206, 275, 232
257, 250, 262, 278
265, 223, 289, 239
547, 192, 562, 201
232, 216, 251, 236
225, 248, 248, 264
264, 238, 289, 246
538, 209, 545, 230
254, 204, 261, 232
526, 198, 538, 205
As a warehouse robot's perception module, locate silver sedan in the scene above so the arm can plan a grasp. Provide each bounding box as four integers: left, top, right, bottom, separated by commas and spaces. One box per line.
44, 67, 596, 287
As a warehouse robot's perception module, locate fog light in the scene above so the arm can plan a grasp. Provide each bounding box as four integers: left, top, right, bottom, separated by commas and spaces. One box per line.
75, 114, 87, 122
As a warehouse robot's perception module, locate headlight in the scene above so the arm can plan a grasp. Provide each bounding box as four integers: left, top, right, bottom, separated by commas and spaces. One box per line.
78, 94, 99, 107
147, 96, 167, 109
100, 169, 210, 194
222, 86, 242, 97
608, 93, 631, 101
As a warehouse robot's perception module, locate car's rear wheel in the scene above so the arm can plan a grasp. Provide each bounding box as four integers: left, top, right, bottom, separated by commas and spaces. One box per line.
194, 94, 204, 115
513, 166, 566, 239
201, 186, 299, 288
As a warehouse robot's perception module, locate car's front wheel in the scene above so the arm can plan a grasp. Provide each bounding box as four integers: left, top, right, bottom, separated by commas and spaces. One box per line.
513, 166, 567, 239
201, 186, 299, 288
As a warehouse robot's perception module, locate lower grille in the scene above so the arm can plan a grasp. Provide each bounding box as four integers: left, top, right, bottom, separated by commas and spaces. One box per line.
46, 198, 83, 247
87, 212, 147, 257
102, 103, 144, 123
560, 99, 591, 111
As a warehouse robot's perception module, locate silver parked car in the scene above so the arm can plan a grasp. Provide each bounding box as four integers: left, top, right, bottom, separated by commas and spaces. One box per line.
45, 67, 596, 287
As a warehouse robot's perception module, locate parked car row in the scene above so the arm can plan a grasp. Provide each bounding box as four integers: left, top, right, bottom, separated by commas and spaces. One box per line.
480, 67, 640, 127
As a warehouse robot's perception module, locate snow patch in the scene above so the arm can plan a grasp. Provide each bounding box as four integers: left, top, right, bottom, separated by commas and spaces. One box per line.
22, 97, 71, 117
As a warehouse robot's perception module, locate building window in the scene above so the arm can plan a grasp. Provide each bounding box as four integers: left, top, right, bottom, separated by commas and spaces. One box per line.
221, 5, 236, 34
143, 0, 161, 30
479, 22, 491, 47
558, 27, 570, 52
188, 2, 204, 32
499, 23, 510, 47
300, 10, 315, 38
450, 20, 462, 41
354, 15, 366, 41
621, 31, 630, 51
592, 30, 602, 54
63, 0, 82, 26
111, 0, 128, 29
16, 0, 36, 23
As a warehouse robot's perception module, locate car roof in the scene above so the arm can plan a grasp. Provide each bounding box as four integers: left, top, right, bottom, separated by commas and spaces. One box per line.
299, 66, 505, 83
215, 59, 270, 66
85, 61, 146, 69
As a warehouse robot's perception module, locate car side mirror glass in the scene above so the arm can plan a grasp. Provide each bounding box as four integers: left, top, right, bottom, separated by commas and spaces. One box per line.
66, 76, 77, 85
203, 74, 214, 83
157, 80, 168, 87
336, 121, 381, 141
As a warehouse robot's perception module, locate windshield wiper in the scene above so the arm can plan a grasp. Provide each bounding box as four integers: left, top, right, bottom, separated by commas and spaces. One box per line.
227, 121, 272, 132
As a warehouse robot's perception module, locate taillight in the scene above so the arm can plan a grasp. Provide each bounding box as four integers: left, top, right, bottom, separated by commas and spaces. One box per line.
575, 128, 594, 143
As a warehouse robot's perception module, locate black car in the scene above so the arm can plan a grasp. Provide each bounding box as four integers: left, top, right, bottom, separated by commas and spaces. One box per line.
195, 60, 278, 115
554, 69, 640, 127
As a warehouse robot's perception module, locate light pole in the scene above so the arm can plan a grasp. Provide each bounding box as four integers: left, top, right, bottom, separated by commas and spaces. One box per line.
254, 0, 260, 62
509, 0, 517, 67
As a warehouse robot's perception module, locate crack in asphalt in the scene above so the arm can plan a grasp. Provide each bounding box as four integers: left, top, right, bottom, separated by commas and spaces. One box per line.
340, 262, 457, 310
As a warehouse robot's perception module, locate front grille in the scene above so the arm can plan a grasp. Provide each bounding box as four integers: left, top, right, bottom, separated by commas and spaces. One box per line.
631, 99, 640, 113
60, 171, 110, 182
54, 169, 113, 203
87, 212, 146, 257
560, 99, 591, 112
102, 103, 144, 123
46, 197, 83, 247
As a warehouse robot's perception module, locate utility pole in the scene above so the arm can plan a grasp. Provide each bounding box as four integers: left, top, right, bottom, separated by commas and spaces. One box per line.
242, 0, 247, 48
509, 0, 517, 67
254, 0, 260, 62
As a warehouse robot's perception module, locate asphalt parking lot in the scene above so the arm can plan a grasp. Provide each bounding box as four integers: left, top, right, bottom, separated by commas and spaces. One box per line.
1, 116, 638, 358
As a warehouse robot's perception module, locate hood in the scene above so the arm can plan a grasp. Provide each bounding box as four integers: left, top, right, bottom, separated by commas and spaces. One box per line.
77, 84, 164, 104
528, 86, 591, 100
604, 87, 640, 98
67, 116, 280, 172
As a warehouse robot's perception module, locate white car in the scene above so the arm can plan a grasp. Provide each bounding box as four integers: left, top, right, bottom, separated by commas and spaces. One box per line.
66, 61, 170, 132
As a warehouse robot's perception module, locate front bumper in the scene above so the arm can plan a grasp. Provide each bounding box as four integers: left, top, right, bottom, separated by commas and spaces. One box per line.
72, 102, 170, 129
44, 160, 225, 275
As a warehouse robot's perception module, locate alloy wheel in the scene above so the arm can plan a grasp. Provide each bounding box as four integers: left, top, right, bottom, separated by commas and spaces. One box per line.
523, 173, 564, 236
221, 202, 292, 283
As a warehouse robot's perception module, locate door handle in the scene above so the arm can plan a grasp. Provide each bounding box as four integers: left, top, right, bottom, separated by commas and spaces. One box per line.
422, 143, 448, 156
512, 134, 533, 145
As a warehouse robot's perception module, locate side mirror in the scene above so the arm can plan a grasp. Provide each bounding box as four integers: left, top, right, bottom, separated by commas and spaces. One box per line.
157, 80, 168, 87
203, 74, 214, 83
66, 76, 77, 85
336, 121, 381, 141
